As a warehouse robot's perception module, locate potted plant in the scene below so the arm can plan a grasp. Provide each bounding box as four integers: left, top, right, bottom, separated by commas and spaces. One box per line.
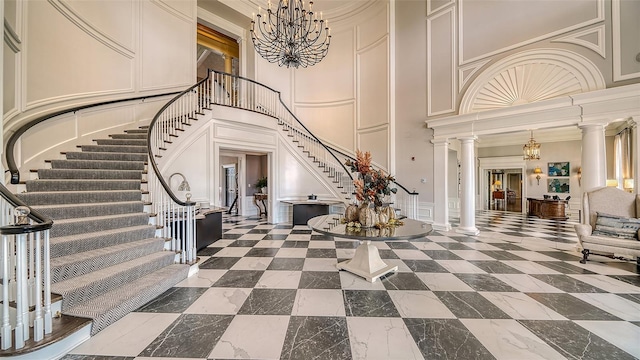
256, 176, 267, 194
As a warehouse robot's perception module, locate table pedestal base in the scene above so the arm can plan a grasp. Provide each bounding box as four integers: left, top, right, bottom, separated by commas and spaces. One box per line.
336, 240, 398, 282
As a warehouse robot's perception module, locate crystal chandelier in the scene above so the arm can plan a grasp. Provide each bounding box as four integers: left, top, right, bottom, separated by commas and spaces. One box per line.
250, 0, 331, 68
523, 131, 541, 160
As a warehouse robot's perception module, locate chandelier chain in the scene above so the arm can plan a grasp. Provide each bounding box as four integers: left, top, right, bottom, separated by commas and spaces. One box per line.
251, 0, 331, 68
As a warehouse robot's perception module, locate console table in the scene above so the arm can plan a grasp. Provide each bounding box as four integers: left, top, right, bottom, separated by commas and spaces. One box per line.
308, 215, 432, 282
281, 200, 343, 225
527, 198, 568, 220
253, 193, 268, 216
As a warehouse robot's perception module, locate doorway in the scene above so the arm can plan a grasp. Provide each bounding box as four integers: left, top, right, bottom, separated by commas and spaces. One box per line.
487, 169, 523, 212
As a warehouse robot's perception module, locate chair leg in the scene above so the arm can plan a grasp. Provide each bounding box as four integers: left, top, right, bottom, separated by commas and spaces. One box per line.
580, 249, 590, 264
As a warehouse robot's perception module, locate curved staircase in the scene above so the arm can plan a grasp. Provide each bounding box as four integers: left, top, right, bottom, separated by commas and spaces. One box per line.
16, 128, 189, 337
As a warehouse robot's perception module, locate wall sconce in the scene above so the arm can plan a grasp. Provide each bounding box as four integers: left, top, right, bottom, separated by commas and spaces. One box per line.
606, 179, 619, 187
577, 167, 582, 186
169, 172, 191, 191
534, 166, 542, 185
624, 178, 634, 192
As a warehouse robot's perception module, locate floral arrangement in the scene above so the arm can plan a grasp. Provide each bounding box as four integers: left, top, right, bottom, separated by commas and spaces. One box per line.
345, 150, 397, 207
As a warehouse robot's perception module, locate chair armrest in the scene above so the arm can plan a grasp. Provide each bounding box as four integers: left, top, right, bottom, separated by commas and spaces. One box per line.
574, 223, 592, 238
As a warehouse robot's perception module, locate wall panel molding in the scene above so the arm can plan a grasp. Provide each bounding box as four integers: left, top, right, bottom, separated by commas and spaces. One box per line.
49, 0, 135, 58
612, 0, 640, 81
458, 59, 490, 92
427, 0, 454, 17
4, 19, 22, 53
458, 0, 604, 65
552, 25, 605, 59
427, 6, 456, 116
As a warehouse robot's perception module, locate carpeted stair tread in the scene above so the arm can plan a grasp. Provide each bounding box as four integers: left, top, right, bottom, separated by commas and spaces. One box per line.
50, 159, 145, 171
109, 133, 147, 139
52, 251, 176, 312
64, 152, 147, 162
33, 201, 145, 220
64, 264, 189, 335
124, 129, 148, 134
26, 179, 142, 192
51, 237, 165, 284
37, 168, 143, 180
49, 225, 157, 258
79, 144, 147, 153
50, 213, 150, 238
94, 139, 147, 146
17, 190, 142, 205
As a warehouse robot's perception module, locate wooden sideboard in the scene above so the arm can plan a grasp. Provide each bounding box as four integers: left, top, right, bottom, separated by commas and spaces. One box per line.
527, 198, 568, 220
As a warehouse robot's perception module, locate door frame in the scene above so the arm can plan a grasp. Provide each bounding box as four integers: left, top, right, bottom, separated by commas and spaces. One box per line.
478, 156, 527, 214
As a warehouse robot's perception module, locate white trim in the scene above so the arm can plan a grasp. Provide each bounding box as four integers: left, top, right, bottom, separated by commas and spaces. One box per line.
459, 48, 606, 115
458, 0, 604, 66
427, 0, 454, 17
612, 0, 640, 81
552, 25, 606, 59
478, 156, 527, 215
427, 6, 456, 116
458, 59, 491, 92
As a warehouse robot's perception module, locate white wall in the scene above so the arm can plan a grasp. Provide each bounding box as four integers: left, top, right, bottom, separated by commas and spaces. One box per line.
3, 0, 197, 134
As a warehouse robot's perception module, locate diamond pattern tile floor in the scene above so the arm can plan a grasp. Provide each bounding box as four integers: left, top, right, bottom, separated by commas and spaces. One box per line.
64, 210, 640, 360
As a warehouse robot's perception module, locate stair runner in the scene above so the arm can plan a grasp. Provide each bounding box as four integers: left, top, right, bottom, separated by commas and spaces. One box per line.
16, 128, 189, 336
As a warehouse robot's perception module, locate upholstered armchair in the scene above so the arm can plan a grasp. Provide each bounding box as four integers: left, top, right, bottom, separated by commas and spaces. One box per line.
575, 187, 640, 264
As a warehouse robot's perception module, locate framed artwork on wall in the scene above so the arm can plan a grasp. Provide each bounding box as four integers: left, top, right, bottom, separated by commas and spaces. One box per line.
548, 162, 570, 176
548, 178, 570, 193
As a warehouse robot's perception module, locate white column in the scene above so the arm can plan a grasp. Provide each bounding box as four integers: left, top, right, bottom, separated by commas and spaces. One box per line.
431, 139, 451, 231
579, 123, 607, 192
457, 136, 479, 235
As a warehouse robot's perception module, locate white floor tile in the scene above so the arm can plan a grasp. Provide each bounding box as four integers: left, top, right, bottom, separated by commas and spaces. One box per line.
238, 233, 268, 241
308, 240, 336, 249
231, 257, 272, 271
500, 261, 562, 274
462, 319, 566, 360
414, 272, 474, 291
286, 234, 312, 241
340, 271, 386, 290
184, 288, 251, 315
174, 269, 227, 287
388, 290, 456, 318
347, 317, 424, 360
480, 292, 566, 320
571, 293, 640, 321
254, 240, 285, 248
575, 320, 640, 358
492, 274, 564, 293
209, 315, 290, 359
292, 289, 345, 316
256, 270, 302, 289
449, 250, 495, 260
303, 258, 338, 271
409, 242, 447, 250
435, 260, 487, 274
506, 251, 561, 261
392, 249, 431, 260
275, 248, 308, 258
214, 247, 252, 257
69, 312, 180, 356
569, 274, 640, 293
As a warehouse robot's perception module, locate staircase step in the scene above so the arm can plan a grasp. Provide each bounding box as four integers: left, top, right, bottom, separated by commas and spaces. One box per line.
94, 139, 147, 146
50, 225, 157, 258
33, 201, 145, 220
64, 152, 147, 162
37, 169, 143, 180
26, 179, 142, 192
53, 251, 176, 313
51, 159, 145, 171
16, 190, 142, 205
125, 129, 148, 134
50, 237, 165, 283
109, 133, 147, 139
64, 264, 189, 335
50, 212, 150, 238
79, 145, 147, 153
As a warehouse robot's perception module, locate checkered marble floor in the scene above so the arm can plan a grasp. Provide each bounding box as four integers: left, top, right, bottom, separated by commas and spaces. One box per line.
63, 210, 640, 360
